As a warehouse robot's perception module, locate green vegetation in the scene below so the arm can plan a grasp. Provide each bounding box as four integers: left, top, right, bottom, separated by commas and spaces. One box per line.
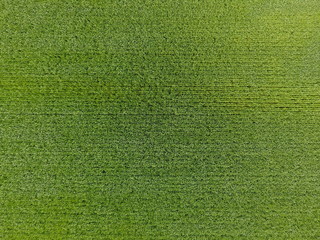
1, 0, 320, 239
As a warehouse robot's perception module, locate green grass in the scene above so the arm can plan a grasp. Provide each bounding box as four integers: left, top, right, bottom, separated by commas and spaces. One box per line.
1, 0, 320, 239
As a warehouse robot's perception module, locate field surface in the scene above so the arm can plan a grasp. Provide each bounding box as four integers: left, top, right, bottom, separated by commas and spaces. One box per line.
1, 0, 320, 239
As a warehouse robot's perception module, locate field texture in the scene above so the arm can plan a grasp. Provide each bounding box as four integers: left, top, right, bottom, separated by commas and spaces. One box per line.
1, 0, 320, 239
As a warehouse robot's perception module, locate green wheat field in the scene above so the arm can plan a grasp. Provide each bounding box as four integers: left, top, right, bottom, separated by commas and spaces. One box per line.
1, 0, 320, 239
